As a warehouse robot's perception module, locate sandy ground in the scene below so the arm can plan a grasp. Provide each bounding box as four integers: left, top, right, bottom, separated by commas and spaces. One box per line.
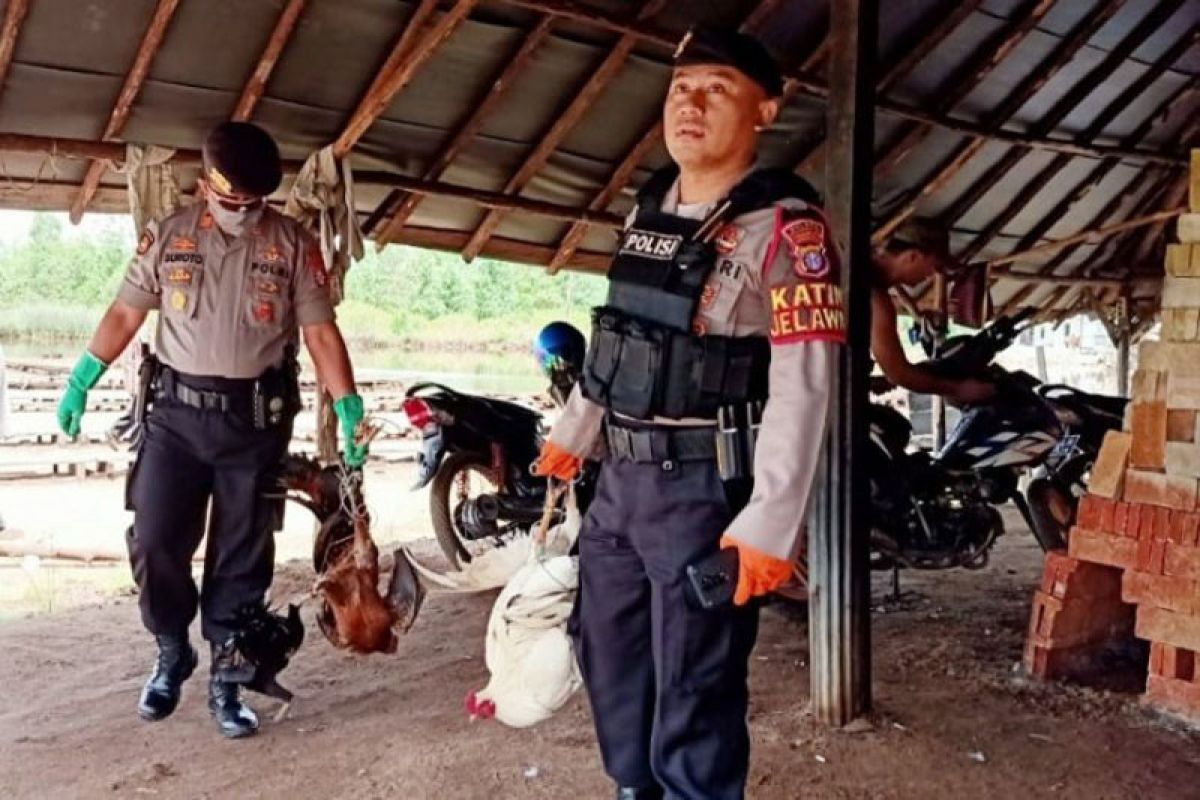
1, 471, 1199, 799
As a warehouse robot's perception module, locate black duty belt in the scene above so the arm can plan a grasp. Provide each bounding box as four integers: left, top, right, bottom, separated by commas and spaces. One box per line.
171, 382, 232, 412
156, 366, 254, 415
605, 421, 716, 465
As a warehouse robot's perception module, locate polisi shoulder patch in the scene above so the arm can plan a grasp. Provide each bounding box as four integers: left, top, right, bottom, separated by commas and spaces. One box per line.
619, 228, 683, 261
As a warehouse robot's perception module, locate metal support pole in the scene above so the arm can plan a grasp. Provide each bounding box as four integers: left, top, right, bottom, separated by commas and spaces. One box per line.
810, 0, 875, 727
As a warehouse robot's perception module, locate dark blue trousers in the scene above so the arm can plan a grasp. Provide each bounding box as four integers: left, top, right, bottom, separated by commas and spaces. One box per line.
572, 457, 759, 800
125, 383, 290, 643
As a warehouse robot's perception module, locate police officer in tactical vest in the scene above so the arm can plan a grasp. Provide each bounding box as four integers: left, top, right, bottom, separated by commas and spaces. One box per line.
534, 29, 844, 800
57, 122, 369, 739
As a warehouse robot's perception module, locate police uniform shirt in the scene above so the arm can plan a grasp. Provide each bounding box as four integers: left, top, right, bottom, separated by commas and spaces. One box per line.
548, 174, 844, 562
118, 204, 334, 379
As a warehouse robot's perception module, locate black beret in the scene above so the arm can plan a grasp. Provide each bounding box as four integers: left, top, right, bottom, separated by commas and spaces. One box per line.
201, 121, 282, 197
673, 27, 784, 98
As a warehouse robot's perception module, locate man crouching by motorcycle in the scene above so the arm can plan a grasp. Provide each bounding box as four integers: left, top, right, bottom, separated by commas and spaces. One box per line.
871, 218, 996, 406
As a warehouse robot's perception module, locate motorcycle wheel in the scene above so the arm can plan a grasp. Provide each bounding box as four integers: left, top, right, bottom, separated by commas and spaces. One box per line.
1025, 477, 1072, 552
430, 450, 504, 569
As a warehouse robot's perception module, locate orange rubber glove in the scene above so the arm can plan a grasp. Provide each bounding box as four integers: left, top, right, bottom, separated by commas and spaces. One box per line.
720, 535, 794, 606
532, 440, 582, 482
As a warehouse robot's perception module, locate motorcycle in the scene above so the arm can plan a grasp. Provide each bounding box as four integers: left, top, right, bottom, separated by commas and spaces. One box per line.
403, 382, 555, 568
869, 308, 1127, 571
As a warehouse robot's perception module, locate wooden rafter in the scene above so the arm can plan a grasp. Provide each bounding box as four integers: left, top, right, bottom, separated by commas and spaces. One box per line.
0, 131, 626, 229
384, 224, 611, 272
232, 0, 308, 121
1029, 113, 1200, 289
932, 0, 1183, 246
987, 208, 1185, 269
0, 0, 30, 95
332, 0, 477, 159
874, 0, 1128, 243
793, 0, 985, 176
986, 68, 1195, 270
68, 0, 181, 224
874, 0, 1054, 178
460, 35, 638, 261
958, 21, 1198, 264
994, 170, 1177, 317
371, 15, 557, 246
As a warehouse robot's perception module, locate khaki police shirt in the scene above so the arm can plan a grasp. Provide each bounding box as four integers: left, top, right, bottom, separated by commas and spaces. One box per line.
548, 176, 844, 562
118, 204, 334, 379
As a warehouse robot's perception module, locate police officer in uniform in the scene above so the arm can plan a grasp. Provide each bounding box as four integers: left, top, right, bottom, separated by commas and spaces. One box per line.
57, 122, 368, 739
534, 30, 844, 800
871, 218, 996, 404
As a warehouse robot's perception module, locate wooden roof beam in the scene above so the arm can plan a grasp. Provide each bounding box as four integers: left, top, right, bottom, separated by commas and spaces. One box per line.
993, 170, 1177, 317
0, 0, 31, 96
793, 0, 985, 175
68, 0, 182, 224
332, 0, 477, 159
987, 207, 1185, 270
371, 15, 557, 246
460, 34, 639, 261
0, 131, 623, 229
874, 0, 1054, 178
874, 0, 1129, 243
985, 69, 1195, 270
931, 0, 1185, 247
232, 0, 308, 121
959, 20, 1197, 264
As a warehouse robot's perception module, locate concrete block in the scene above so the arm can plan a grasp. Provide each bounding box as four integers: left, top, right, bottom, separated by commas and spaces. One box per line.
1191, 149, 1200, 212
1166, 441, 1200, 479
1163, 275, 1200, 308
1137, 606, 1200, 653
1168, 374, 1200, 411
1130, 401, 1168, 469
1166, 245, 1200, 278
1124, 571, 1200, 615
1089, 431, 1131, 498
1139, 342, 1200, 376
1132, 369, 1168, 401
1124, 469, 1198, 511
1179, 213, 1200, 244
1167, 410, 1196, 443
1069, 526, 1139, 569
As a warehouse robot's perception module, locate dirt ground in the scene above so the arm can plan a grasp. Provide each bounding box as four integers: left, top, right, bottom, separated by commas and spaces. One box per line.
2, 504, 1199, 799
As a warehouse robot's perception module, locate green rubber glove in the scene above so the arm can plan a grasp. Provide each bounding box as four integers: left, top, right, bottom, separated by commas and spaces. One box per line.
333, 393, 368, 467
57, 351, 108, 437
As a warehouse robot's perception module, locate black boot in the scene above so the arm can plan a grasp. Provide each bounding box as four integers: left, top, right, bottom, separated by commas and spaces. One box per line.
137, 633, 198, 721
616, 787, 663, 800
207, 642, 259, 739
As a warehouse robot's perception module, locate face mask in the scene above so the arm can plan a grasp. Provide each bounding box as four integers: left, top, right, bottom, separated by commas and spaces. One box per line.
206, 195, 264, 237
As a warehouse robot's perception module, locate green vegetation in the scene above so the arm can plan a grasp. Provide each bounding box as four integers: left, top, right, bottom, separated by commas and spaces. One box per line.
0, 212, 608, 348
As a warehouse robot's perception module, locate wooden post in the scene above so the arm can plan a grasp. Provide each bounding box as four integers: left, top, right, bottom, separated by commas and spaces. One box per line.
810, 0, 874, 728
1115, 293, 1131, 397
931, 274, 948, 450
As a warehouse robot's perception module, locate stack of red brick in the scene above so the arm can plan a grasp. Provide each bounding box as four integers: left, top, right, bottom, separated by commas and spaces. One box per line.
1024, 150, 1200, 719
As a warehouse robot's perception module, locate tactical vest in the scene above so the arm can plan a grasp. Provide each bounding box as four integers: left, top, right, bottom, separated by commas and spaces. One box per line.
581, 166, 820, 420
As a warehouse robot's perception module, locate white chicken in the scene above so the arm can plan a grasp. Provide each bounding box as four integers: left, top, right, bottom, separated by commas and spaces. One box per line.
404, 483, 584, 728
465, 551, 582, 727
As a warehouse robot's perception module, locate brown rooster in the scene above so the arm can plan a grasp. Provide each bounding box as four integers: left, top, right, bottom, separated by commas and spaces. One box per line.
277, 455, 424, 654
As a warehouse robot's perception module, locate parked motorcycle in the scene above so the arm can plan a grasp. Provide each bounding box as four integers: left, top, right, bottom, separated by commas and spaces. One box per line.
404, 321, 593, 568
403, 382, 554, 567
869, 308, 1127, 571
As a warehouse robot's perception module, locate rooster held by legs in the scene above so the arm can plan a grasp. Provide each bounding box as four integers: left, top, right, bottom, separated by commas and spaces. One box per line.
277, 455, 424, 654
